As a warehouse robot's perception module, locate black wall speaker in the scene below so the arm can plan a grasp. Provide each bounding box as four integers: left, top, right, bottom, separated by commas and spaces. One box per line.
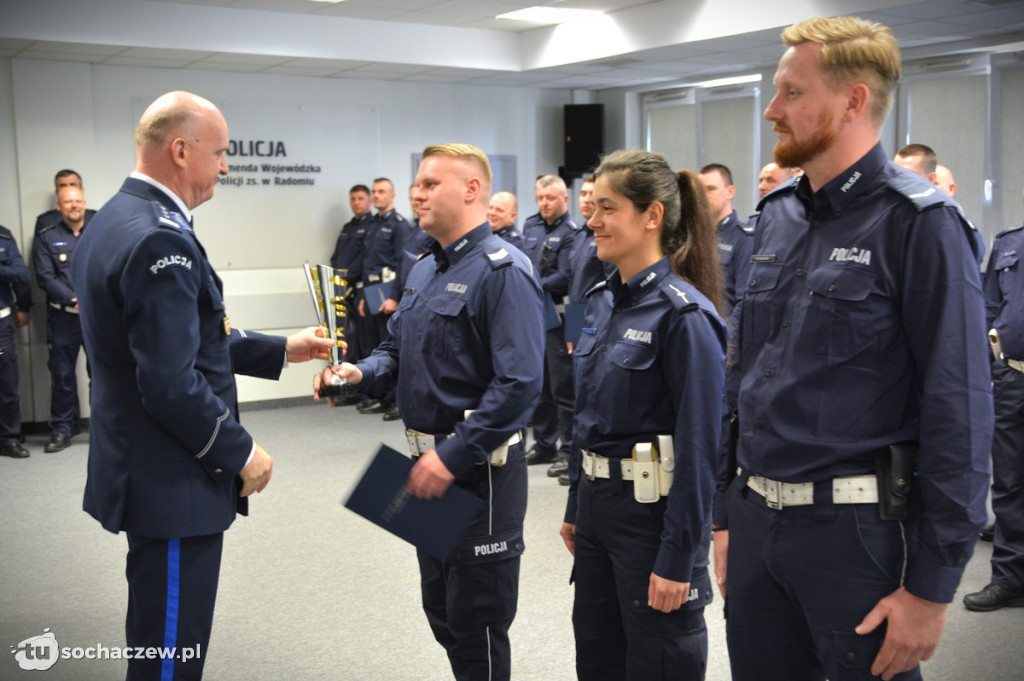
564, 104, 604, 174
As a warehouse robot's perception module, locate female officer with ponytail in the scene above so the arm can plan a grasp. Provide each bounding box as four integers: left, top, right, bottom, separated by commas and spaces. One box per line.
560, 149, 726, 680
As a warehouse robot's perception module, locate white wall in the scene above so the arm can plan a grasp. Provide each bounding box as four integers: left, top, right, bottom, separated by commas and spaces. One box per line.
4, 57, 571, 419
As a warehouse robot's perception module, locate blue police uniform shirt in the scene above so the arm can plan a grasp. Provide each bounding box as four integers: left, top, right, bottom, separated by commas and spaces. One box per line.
34, 215, 92, 306
730, 142, 992, 603
357, 222, 545, 478
493, 225, 523, 250
717, 209, 754, 313
393, 220, 434, 301
566, 223, 612, 304
0, 225, 32, 311
985, 222, 1024, 358
565, 256, 726, 582
519, 212, 546, 263
363, 208, 410, 280
330, 212, 372, 284
529, 212, 579, 302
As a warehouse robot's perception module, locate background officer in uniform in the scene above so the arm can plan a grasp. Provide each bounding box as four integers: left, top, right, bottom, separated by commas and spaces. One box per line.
34, 169, 97, 234
699, 163, 753, 315
330, 183, 372, 364
487, 191, 522, 249
357, 177, 409, 416
522, 174, 579, 474
963, 189, 1024, 612
318, 143, 544, 681
716, 16, 991, 681
72, 90, 332, 681
560, 153, 725, 680
33, 184, 91, 452
0, 222, 32, 459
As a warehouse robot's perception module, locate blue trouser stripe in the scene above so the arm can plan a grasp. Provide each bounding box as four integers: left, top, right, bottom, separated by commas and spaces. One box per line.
161, 538, 181, 681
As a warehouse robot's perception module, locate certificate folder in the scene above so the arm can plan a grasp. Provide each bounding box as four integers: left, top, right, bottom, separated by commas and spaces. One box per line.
343, 444, 486, 561
362, 281, 395, 315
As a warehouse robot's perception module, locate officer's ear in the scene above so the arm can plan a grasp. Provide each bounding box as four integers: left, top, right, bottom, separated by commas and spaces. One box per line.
645, 201, 664, 232
170, 136, 189, 168
464, 176, 483, 204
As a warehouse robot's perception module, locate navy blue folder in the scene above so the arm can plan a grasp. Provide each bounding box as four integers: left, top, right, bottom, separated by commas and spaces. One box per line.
362, 281, 395, 315
343, 444, 486, 560
563, 302, 587, 348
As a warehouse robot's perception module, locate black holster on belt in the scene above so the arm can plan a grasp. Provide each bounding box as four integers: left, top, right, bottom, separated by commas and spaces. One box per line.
876, 442, 917, 520
726, 410, 739, 485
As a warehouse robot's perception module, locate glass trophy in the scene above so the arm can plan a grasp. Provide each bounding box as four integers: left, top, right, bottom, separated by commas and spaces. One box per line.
304, 263, 350, 397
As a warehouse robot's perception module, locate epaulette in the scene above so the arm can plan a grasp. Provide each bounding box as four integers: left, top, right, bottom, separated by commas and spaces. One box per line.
485, 245, 514, 270
995, 224, 1024, 239
150, 202, 191, 232
584, 280, 608, 299
658, 278, 700, 312
754, 178, 799, 213
740, 220, 756, 235
36, 222, 60, 236
886, 173, 947, 212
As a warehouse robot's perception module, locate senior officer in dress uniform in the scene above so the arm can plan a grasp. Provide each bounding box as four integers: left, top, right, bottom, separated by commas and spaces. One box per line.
962, 190, 1024, 612
0, 222, 32, 459
317, 143, 544, 681
714, 17, 992, 681
33, 184, 91, 452
72, 90, 332, 681
560, 154, 726, 680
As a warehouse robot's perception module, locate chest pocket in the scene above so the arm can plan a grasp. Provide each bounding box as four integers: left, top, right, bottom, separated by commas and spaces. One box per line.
741, 261, 784, 351
797, 266, 891, 358
606, 341, 659, 415
995, 252, 1020, 301
50, 242, 74, 268
422, 295, 467, 357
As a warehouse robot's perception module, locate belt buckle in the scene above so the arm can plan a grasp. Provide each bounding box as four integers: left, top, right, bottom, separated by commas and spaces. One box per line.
763, 478, 783, 510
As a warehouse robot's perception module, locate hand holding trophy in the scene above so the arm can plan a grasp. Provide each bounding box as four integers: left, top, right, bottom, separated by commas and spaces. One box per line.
304, 263, 350, 398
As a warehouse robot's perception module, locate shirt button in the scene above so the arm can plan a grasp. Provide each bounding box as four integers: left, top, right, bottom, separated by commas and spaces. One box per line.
796, 269, 805, 278
764, 369, 774, 377
749, 279, 758, 288
827, 284, 836, 292
782, 319, 791, 328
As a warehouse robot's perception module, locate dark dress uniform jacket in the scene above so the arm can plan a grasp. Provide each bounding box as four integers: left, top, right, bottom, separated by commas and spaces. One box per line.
72, 177, 285, 539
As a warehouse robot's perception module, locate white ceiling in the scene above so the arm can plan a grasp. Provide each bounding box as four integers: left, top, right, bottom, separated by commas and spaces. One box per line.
1, 0, 1023, 89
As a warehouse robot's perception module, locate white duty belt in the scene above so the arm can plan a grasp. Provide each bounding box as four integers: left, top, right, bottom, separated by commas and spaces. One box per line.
744, 470, 878, 509
49, 302, 78, 314
405, 427, 522, 467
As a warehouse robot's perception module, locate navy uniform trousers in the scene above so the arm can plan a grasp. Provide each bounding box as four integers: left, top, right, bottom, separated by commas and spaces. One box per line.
417, 442, 527, 681
532, 327, 574, 460
46, 307, 84, 435
125, 532, 223, 681
573, 472, 708, 681
723, 478, 921, 681
990, 362, 1024, 593
0, 313, 20, 444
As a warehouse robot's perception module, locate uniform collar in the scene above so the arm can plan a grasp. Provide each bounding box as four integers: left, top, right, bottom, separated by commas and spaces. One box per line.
376, 208, 397, 220
717, 210, 738, 230
797, 142, 888, 218
609, 256, 671, 307
544, 212, 568, 231
130, 171, 192, 223
432, 222, 490, 272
